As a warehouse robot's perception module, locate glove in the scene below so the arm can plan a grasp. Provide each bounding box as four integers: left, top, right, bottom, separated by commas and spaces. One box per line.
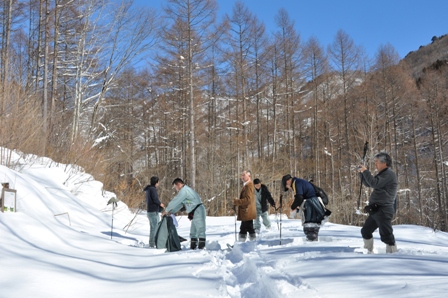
289, 209, 297, 219
364, 204, 379, 214
363, 205, 371, 213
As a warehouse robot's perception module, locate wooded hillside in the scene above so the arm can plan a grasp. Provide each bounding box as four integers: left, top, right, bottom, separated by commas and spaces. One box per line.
1, 0, 447, 230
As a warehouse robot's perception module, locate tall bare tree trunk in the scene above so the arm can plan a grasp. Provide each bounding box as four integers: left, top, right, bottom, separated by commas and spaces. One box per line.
1, 0, 13, 118
42, 0, 50, 152
50, 0, 61, 132
188, 21, 196, 188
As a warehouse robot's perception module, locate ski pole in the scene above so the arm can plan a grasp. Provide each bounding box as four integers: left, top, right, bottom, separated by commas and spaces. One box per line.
279, 194, 283, 245
107, 197, 120, 239
233, 205, 237, 242
111, 203, 114, 239
124, 201, 144, 233
357, 141, 369, 210
274, 205, 279, 231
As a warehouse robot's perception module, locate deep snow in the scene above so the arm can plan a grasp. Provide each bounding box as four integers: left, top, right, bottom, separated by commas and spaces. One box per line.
1, 149, 448, 298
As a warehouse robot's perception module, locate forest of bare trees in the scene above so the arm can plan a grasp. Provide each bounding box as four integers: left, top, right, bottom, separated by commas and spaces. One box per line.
1, 0, 447, 231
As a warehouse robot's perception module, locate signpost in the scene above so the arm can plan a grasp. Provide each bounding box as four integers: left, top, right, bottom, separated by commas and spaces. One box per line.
1, 184, 17, 213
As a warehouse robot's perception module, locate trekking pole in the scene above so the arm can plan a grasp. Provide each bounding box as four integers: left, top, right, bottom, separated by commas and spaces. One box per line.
357, 141, 369, 210
274, 203, 280, 231
233, 205, 237, 242
279, 194, 283, 245
107, 197, 120, 239
124, 201, 144, 233
111, 204, 114, 239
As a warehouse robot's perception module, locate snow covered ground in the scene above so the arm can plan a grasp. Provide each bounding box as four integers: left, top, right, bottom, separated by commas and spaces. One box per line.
1, 149, 448, 298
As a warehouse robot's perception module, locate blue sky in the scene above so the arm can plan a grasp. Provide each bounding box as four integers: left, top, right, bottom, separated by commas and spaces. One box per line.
137, 0, 447, 59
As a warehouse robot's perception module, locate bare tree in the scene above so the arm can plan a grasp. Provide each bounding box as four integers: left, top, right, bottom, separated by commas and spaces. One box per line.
417, 68, 448, 231
89, 0, 158, 131
302, 36, 329, 184
161, 0, 218, 188
273, 8, 303, 174
225, 1, 259, 170
328, 29, 361, 199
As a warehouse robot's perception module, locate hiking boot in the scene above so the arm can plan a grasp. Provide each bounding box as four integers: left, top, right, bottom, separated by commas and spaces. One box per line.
249, 233, 256, 241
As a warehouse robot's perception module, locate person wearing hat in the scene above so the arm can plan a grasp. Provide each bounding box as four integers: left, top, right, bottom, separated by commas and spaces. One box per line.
253, 178, 276, 233
281, 174, 326, 241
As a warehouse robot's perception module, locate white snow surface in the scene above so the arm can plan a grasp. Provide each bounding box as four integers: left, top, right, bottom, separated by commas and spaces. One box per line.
1, 149, 448, 298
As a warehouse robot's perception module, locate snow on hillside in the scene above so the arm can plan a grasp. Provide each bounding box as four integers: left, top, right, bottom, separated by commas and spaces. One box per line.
1, 148, 448, 298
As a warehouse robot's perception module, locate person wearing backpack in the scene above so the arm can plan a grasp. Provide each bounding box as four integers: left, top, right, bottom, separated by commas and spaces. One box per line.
282, 174, 326, 241
143, 176, 165, 248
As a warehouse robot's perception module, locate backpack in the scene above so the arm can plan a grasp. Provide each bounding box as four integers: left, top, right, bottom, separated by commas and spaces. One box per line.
309, 181, 329, 205
154, 215, 181, 252
302, 197, 326, 223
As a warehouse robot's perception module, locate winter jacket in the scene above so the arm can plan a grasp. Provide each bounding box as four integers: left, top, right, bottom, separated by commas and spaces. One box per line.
166, 185, 203, 214
233, 181, 256, 221
144, 185, 162, 212
255, 184, 276, 213
290, 177, 316, 210
360, 167, 398, 206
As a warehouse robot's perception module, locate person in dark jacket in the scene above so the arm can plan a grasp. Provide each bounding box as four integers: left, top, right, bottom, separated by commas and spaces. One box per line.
143, 176, 164, 248
282, 174, 326, 241
253, 178, 276, 233
358, 152, 398, 253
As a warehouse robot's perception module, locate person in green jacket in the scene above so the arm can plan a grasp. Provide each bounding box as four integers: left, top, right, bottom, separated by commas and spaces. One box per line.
165, 178, 206, 249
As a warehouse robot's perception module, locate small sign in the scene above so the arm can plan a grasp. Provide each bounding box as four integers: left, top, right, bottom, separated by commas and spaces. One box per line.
1, 188, 17, 212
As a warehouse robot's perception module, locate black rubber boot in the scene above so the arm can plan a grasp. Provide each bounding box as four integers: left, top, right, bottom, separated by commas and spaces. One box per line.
198, 238, 206, 249
190, 238, 198, 249
304, 226, 320, 241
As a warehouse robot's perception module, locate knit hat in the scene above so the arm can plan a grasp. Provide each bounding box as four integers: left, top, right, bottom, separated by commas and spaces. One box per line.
281, 174, 292, 191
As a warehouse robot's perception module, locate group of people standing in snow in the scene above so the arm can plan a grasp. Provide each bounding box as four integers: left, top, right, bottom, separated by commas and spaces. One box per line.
144, 151, 398, 253
144, 177, 206, 249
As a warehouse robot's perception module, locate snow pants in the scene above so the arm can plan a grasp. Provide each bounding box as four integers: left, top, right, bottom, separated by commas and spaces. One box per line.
190, 204, 206, 239
361, 205, 395, 245
147, 211, 160, 247
254, 211, 271, 230
239, 220, 256, 237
